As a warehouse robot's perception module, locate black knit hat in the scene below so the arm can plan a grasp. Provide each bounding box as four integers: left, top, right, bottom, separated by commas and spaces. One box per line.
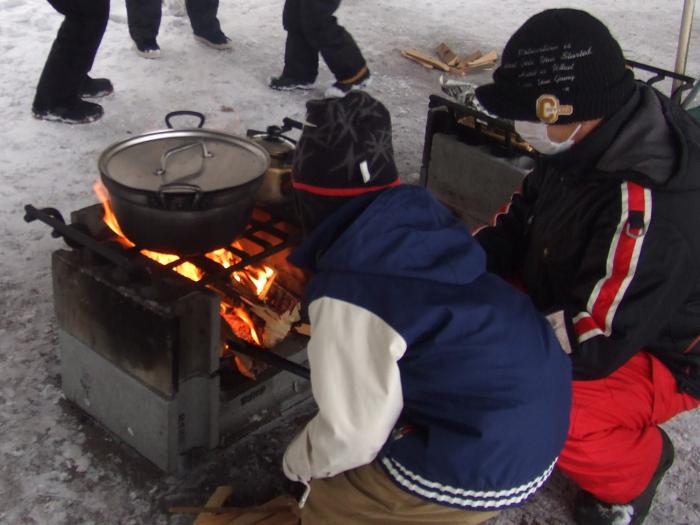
291, 91, 400, 232
475, 9, 636, 124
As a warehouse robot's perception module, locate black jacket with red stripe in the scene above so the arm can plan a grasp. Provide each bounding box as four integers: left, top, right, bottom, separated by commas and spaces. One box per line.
475, 83, 700, 397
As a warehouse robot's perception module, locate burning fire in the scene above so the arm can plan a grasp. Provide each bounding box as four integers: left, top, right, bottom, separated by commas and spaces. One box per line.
93, 181, 276, 371
94, 182, 133, 247
207, 248, 276, 299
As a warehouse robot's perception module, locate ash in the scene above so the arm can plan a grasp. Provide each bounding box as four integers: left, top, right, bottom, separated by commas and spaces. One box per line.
1, 0, 698, 524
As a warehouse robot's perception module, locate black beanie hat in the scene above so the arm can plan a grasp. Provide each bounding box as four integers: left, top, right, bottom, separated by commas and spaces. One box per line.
475, 9, 636, 124
291, 91, 400, 232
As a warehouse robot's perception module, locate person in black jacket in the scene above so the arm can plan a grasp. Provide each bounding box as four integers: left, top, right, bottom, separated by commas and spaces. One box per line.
126, 0, 231, 58
473, 9, 700, 525
269, 0, 369, 97
33, 0, 112, 124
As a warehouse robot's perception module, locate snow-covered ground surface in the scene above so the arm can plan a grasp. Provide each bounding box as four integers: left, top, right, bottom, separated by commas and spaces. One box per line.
1, 1, 699, 523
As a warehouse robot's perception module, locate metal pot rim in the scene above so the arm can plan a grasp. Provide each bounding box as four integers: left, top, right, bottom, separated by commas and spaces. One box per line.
98, 127, 271, 194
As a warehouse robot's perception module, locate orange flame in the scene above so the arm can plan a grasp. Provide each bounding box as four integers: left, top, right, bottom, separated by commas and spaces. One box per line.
232, 306, 261, 346
94, 181, 274, 364
141, 250, 204, 282
206, 247, 276, 299
93, 181, 134, 248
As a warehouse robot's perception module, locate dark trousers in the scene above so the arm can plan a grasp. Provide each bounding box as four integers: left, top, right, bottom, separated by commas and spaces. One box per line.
282, 0, 366, 82
33, 0, 110, 111
125, 0, 222, 43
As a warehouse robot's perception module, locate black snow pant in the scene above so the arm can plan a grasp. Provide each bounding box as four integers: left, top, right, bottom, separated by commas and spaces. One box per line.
281, 0, 366, 83
125, 0, 222, 43
33, 0, 110, 111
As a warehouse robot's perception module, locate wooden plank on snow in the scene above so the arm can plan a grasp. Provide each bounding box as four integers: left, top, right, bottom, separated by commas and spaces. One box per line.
402, 48, 451, 72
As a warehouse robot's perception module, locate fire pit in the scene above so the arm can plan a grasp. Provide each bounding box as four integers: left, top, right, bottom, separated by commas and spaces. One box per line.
24, 192, 312, 472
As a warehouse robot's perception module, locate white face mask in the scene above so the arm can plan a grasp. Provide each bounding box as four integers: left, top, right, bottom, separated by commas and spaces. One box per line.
514, 120, 582, 155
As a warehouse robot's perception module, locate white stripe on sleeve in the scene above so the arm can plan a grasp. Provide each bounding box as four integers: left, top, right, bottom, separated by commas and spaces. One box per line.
282, 296, 407, 483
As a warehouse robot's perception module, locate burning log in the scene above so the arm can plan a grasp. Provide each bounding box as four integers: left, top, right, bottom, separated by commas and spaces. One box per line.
242, 283, 301, 348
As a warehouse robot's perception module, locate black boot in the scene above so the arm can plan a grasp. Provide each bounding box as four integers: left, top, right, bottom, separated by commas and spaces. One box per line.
574, 427, 675, 525
80, 76, 114, 98
324, 66, 371, 98
33, 99, 104, 124
193, 30, 233, 50
134, 38, 161, 59
269, 74, 315, 91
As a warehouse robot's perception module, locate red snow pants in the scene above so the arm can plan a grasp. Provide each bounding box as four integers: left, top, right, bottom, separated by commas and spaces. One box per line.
557, 352, 699, 503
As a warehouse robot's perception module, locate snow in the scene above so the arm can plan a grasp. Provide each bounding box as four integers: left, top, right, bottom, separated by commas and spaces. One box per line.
1, 0, 699, 523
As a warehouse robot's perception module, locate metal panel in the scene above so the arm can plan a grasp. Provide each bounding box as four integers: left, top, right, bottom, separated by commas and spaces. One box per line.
60, 331, 219, 472
60, 331, 178, 471
53, 250, 178, 395
426, 133, 529, 229
218, 334, 311, 443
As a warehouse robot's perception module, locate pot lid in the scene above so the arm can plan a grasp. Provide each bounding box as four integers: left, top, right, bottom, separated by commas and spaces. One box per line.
99, 128, 271, 193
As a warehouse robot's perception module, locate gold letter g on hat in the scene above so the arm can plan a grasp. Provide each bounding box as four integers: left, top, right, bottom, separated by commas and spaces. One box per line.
536, 95, 574, 124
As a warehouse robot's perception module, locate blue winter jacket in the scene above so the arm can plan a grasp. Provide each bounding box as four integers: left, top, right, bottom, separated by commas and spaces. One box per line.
283, 184, 572, 511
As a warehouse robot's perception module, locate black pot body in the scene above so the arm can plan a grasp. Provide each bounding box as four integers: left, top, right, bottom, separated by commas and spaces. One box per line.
98, 123, 270, 254
104, 175, 263, 254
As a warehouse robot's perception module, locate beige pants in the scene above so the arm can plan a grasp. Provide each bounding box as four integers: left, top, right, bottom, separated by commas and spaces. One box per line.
196, 464, 499, 525
302, 462, 499, 525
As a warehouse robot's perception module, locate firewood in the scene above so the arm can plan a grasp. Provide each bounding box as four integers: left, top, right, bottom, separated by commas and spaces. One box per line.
462, 50, 483, 64
401, 50, 434, 69
466, 50, 498, 68
401, 48, 451, 72
293, 323, 311, 336
174, 492, 300, 525
435, 43, 460, 67
170, 506, 243, 514
241, 290, 301, 348
193, 486, 234, 525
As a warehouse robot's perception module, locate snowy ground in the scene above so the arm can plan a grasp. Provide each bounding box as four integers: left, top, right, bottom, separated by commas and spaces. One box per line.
1, 1, 699, 524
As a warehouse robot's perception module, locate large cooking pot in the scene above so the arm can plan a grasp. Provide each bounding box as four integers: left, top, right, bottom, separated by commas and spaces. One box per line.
98, 111, 270, 255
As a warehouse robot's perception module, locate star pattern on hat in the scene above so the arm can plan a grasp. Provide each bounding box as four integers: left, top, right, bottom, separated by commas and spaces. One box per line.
295, 92, 396, 184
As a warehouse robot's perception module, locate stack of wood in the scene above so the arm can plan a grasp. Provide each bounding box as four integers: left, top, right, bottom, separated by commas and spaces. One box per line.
169, 486, 300, 525
401, 43, 498, 75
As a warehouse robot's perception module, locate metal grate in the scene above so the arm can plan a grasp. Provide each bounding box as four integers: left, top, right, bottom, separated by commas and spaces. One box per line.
25, 203, 301, 296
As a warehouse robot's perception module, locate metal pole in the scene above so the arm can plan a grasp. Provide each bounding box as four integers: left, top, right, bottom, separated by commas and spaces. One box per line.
227, 338, 311, 380
672, 0, 696, 98
23, 204, 140, 272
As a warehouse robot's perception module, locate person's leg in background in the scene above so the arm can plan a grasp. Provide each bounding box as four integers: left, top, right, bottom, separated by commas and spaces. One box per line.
269, 0, 319, 90
185, 0, 231, 49
125, 0, 161, 57
33, 0, 110, 123
299, 0, 368, 96
557, 352, 699, 524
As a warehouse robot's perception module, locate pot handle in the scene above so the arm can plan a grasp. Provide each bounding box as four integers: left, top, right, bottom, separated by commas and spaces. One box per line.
165, 110, 206, 129
155, 141, 213, 178
157, 182, 203, 208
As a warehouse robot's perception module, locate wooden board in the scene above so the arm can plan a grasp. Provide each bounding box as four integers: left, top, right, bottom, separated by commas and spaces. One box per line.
401, 50, 434, 69
467, 50, 498, 68
401, 48, 451, 72
435, 43, 460, 67
194, 486, 234, 525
